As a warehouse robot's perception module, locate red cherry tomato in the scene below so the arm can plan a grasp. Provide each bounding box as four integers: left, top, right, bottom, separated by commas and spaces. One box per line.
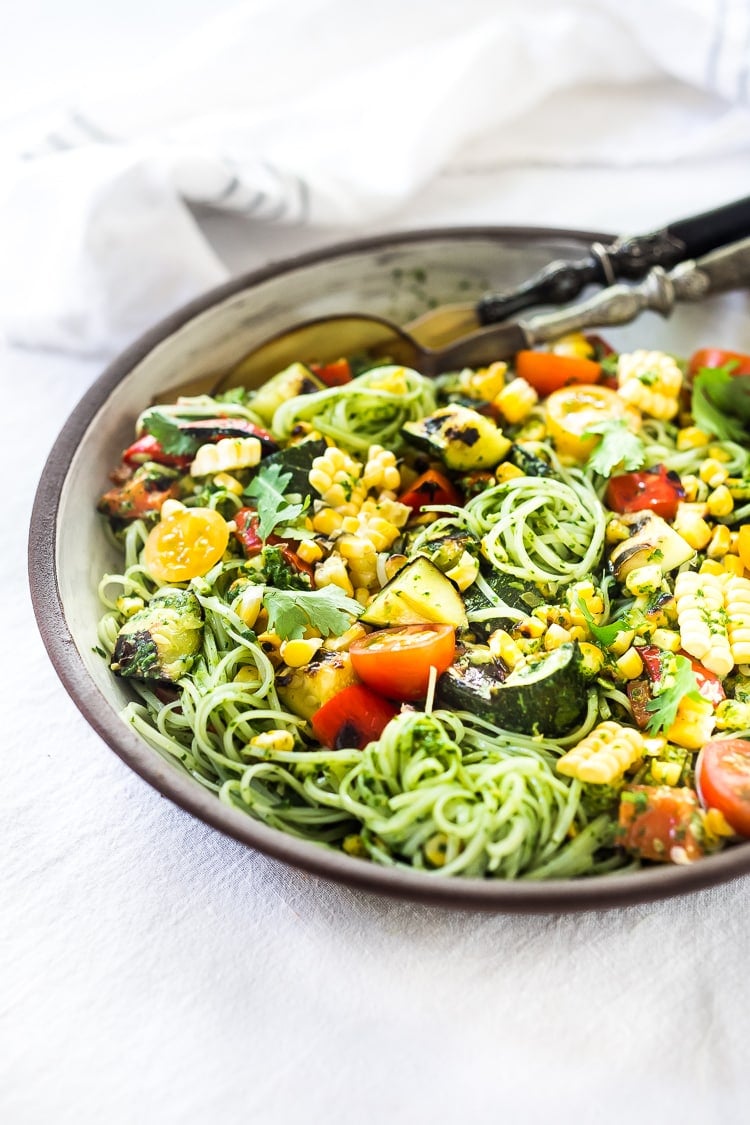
350, 624, 457, 701
398, 469, 462, 514
514, 350, 601, 398
605, 464, 686, 521
696, 738, 750, 837
617, 786, 705, 863
688, 348, 750, 378
309, 359, 353, 387
311, 684, 398, 750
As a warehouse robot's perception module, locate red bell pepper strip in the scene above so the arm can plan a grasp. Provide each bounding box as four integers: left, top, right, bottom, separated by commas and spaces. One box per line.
605, 464, 685, 521
638, 645, 725, 706
311, 684, 399, 750
398, 469, 462, 514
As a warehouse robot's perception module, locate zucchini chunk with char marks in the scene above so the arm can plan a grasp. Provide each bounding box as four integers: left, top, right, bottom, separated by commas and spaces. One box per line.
276, 651, 358, 720
361, 556, 467, 628
436, 642, 588, 736
111, 589, 204, 683
402, 405, 511, 472
609, 511, 694, 581
258, 436, 328, 497
463, 563, 543, 638
248, 362, 325, 425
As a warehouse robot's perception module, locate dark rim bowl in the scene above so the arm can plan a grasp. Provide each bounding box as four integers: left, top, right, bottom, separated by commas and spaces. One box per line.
29, 225, 750, 912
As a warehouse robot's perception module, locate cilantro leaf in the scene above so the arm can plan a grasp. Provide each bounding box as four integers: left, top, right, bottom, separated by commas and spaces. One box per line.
141, 411, 198, 456
263, 586, 363, 641
576, 596, 631, 647
245, 463, 308, 540
645, 654, 702, 734
600, 354, 619, 376
690, 363, 748, 442
585, 419, 645, 476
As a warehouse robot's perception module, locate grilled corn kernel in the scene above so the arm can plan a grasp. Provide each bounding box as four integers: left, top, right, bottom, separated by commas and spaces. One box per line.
608, 628, 636, 657
699, 458, 730, 488
699, 558, 726, 575
233, 667, 261, 687
677, 426, 710, 451
679, 474, 701, 503
715, 699, 750, 731
544, 623, 572, 650
704, 807, 736, 840
666, 696, 715, 751
625, 564, 663, 597
706, 524, 733, 560
551, 332, 594, 359
470, 362, 507, 402
605, 518, 631, 544
232, 585, 264, 628
707, 485, 734, 518
673, 503, 712, 550
616, 349, 683, 420
322, 623, 369, 652
116, 595, 145, 617
724, 554, 746, 577
314, 553, 355, 597
495, 462, 525, 483
213, 472, 244, 495
615, 647, 645, 681
280, 637, 324, 668
650, 627, 681, 652
445, 551, 480, 591
312, 507, 344, 536
424, 833, 449, 868
295, 539, 324, 565
578, 642, 605, 677
488, 629, 524, 669
250, 729, 295, 753
512, 616, 546, 639
493, 377, 538, 424
708, 445, 732, 463
650, 760, 683, 786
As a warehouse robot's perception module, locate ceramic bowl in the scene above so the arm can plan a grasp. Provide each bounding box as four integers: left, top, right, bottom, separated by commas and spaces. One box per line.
30, 226, 750, 911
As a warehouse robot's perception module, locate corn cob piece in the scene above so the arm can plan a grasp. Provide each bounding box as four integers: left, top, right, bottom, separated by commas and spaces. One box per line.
190, 436, 262, 476
556, 721, 645, 784
725, 575, 750, 666
674, 570, 732, 676
616, 349, 683, 420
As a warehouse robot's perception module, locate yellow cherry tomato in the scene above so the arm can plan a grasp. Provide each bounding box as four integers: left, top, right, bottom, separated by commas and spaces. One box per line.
144, 505, 230, 583
544, 385, 640, 461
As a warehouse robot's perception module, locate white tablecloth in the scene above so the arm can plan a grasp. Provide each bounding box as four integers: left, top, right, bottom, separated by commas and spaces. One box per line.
5, 17, 750, 1120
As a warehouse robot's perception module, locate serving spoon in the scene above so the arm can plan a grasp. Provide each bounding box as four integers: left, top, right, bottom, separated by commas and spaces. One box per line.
407, 194, 750, 347
195, 236, 750, 397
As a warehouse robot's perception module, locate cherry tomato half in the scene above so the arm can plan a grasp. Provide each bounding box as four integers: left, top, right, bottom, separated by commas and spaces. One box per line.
398, 470, 462, 515
350, 624, 456, 701
688, 348, 750, 378
544, 385, 639, 461
617, 786, 705, 863
515, 350, 601, 399
606, 464, 685, 521
144, 505, 230, 582
696, 738, 750, 837
311, 684, 398, 750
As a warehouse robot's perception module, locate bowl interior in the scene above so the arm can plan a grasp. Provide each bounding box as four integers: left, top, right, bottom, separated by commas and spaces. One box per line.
38, 226, 750, 910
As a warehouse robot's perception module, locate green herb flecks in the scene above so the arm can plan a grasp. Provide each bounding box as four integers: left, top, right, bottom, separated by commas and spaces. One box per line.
244, 463, 308, 540
585, 419, 645, 477
645, 654, 702, 734
690, 362, 749, 442
141, 411, 198, 456
263, 586, 363, 641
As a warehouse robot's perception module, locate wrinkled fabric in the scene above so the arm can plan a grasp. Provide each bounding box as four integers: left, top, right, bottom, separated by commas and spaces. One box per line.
2, 0, 750, 353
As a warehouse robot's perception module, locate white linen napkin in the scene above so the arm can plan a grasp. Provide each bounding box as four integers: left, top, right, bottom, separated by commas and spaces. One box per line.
2, 0, 750, 356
